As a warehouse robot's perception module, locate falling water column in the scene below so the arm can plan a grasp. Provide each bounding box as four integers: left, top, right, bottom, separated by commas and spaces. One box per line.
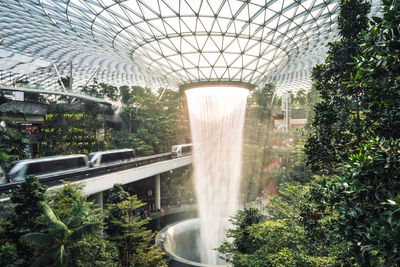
186, 86, 248, 265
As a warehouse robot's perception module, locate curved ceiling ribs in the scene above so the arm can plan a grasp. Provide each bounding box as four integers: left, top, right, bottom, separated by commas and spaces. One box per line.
0, 0, 381, 96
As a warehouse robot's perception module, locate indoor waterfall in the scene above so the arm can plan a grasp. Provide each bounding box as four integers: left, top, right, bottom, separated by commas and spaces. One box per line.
186, 86, 248, 265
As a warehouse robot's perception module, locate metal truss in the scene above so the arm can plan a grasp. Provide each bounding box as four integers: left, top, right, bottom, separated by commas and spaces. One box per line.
0, 0, 381, 98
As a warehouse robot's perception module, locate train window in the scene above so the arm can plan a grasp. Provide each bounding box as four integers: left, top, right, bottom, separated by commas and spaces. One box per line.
123, 151, 133, 160
182, 146, 192, 153
116, 152, 124, 161
26, 162, 43, 175
77, 157, 85, 167
51, 160, 65, 172
101, 153, 114, 163
64, 157, 85, 169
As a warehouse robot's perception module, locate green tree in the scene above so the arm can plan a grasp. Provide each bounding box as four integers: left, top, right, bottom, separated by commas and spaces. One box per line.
219, 218, 336, 267
38, 112, 104, 156
67, 235, 118, 267
303, 1, 400, 265
47, 182, 118, 267
110, 86, 184, 155
351, 0, 400, 138
305, 0, 371, 173
0, 112, 29, 170
10, 176, 47, 232
317, 138, 400, 265
99, 83, 119, 101
105, 195, 167, 267
219, 207, 264, 257
107, 183, 129, 204
20, 199, 101, 267
0, 242, 24, 267
46, 182, 87, 221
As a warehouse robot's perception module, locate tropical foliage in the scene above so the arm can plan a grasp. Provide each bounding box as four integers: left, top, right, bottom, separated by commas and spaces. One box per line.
222, 1, 400, 266
38, 113, 105, 156
20, 199, 101, 267
305, 0, 371, 173
105, 184, 167, 267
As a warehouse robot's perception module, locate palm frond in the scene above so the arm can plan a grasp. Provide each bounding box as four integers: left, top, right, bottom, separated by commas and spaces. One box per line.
38, 201, 59, 223
67, 222, 101, 243
20, 232, 56, 249
47, 220, 69, 240
31, 247, 59, 267
56, 245, 65, 266
65, 197, 88, 228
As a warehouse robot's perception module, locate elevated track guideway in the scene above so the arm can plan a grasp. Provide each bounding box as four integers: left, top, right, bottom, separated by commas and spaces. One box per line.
0, 153, 192, 196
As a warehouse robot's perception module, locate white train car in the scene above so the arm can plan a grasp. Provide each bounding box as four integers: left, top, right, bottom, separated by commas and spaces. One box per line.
88, 149, 136, 167
171, 144, 192, 157
5, 154, 89, 183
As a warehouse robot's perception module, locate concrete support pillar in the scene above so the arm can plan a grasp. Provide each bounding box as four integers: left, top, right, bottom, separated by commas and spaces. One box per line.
94, 191, 103, 212
155, 174, 161, 210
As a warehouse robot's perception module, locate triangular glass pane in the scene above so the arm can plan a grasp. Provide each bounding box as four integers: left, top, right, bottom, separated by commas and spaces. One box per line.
210, 35, 223, 50
162, 0, 179, 14
199, 1, 214, 16
168, 55, 182, 68
148, 19, 164, 34
203, 37, 218, 52
242, 69, 253, 81
228, 1, 244, 16
180, 0, 194, 16
222, 36, 235, 50
252, 9, 265, 25
217, 1, 232, 17
214, 54, 226, 67
168, 37, 181, 51
236, 5, 249, 21
231, 56, 243, 68
198, 17, 214, 33
207, 0, 224, 14
164, 17, 180, 35
140, 3, 158, 20
201, 66, 213, 79
245, 42, 260, 57
265, 16, 279, 30
198, 68, 208, 80
237, 37, 248, 51
198, 54, 210, 67
216, 18, 231, 33
196, 35, 209, 50
158, 41, 176, 56
203, 52, 219, 66
225, 53, 240, 67
245, 58, 258, 70
224, 39, 240, 53
214, 67, 226, 79
182, 36, 199, 53
180, 16, 197, 33
183, 53, 198, 65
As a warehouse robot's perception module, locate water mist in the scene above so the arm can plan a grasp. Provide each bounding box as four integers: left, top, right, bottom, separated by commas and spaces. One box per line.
186, 86, 248, 265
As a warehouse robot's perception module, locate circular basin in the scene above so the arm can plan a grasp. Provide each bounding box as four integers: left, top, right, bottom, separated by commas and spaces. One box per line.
156, 218, 231, 267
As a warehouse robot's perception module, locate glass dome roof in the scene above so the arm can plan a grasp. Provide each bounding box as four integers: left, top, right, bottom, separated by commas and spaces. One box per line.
0, 0, 381, 96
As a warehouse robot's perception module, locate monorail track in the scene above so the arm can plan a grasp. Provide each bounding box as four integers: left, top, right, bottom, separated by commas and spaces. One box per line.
0, 152, 175, 195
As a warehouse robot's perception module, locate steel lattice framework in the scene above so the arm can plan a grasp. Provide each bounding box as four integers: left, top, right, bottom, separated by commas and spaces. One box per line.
0, 0, 381, 97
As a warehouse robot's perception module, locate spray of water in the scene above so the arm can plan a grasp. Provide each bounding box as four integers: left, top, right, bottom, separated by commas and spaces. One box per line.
186, 86, 248, 264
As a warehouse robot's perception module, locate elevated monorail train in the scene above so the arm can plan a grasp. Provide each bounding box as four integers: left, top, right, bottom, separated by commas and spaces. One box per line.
88, 149, 136, 167
3, 145, 191, 184
5, 154, 89, 183
171, 144, 192, 157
